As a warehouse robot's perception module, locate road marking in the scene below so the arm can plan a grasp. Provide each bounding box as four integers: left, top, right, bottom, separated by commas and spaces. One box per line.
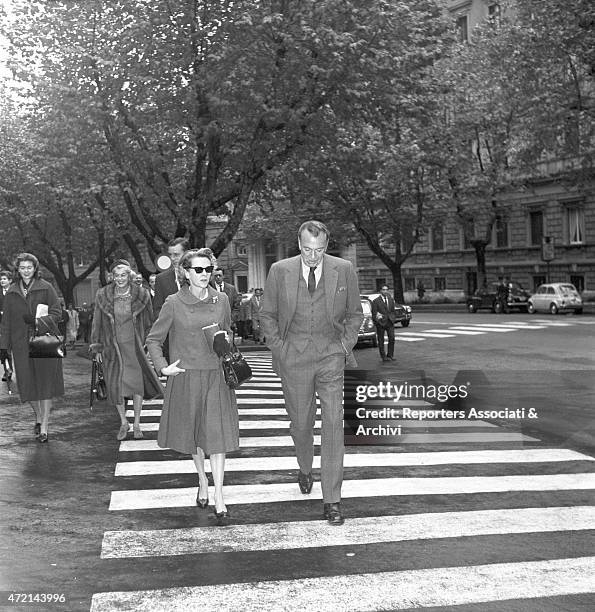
109, 472, 590, 510
395, 337, 425, 342
531, 320, 573, 326
101, 505, 595, 558
450, 326, 517, 333
397, 332, 456, 338
235, 389, 285, 395
113, 448, 593, 476
469, 323, 546, 330
119, 431, 538, 452
89, 556, 595, 611
425, 328, 486, 335
130, 418, 497, 432
240, 382, 282, 388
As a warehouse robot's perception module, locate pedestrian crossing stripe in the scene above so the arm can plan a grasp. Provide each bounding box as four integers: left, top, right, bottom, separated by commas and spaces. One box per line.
113, 448, 593, 477
100, 506, 595, 558
108, 472, 593, 510
89, 556, 595, 611
118, 431, 538, 452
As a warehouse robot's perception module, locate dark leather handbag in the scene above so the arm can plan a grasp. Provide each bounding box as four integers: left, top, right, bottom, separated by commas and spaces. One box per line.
90, 356, 107, 409
221, 344, 252, 389
29, 319, 64, 359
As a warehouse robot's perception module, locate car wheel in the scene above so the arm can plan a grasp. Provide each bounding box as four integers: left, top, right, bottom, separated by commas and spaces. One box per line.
549, 303, 558, 315
575, 308, 583, 315
527, 302, 536, 314
401, 320, 410, 327
467, 303, 477, 313
493, 300, 504, 314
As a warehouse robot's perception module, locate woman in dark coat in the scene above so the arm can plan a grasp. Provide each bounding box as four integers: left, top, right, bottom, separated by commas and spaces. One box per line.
146, 248, 239, 524
90, 260, 162, 441
0, 253, 64, 443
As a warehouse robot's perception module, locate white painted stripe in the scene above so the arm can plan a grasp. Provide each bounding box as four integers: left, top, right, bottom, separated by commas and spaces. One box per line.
472, 322, 546, 330
119, 431, 538, 452
114, 448, 594, 477
451, 326, 517, 333
398, 332, 455, 338
241, 382, 282, 388
109, 472, 595, 510
101, 506, 595, 558
89, 557, 595, 611
127, 399, 164, 406
128, 419, 497, 433
235, 389, 283, 395
395, 337, 425, 342
426, 328, 485, 335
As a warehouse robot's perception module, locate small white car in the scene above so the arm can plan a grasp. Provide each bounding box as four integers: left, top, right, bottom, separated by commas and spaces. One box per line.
527, 283, 583, 315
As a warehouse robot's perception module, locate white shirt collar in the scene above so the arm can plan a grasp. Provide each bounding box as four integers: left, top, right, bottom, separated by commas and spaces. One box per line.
301, 258, 323, 288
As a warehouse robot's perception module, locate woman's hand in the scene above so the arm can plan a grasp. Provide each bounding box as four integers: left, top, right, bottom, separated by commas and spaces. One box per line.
22, 314, 36, 325
161, 359, 186, 377
89, 343, 104, 354
213, 331, 231, 357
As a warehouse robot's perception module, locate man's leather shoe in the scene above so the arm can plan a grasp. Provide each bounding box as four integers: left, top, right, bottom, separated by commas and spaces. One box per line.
387, 356, 395, 361
381, 356, 389, 362
297, 471, 313, 494
323, 502, 344, 525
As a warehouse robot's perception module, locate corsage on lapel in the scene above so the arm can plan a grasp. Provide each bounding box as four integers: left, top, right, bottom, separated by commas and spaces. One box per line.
212, 295, 219, 303
337, 286, 346, 292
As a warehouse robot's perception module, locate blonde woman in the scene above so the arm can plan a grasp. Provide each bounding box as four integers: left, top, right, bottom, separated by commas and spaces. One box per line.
90, 260, 162, 440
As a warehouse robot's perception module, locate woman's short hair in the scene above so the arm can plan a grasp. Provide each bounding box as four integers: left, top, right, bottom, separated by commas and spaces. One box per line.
109, 259, 132, 273
14, 253, 40, 279
178, 248, 217, 284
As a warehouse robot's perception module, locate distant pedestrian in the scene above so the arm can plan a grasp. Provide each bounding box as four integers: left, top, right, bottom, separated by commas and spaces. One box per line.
90, 260, 162, 441
58, 301, 69, 356
65, 303, 79, 348
371, 285, 397, 362
0, 270, 14, 382
0, 253, 64, 443
249, 288, 265, 344
78, 302, 91, 343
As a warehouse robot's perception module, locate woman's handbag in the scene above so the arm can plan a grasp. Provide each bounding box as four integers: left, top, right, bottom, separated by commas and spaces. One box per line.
90, 356, 107, 409
221, 343, 252, 389
29, 318, 64, 359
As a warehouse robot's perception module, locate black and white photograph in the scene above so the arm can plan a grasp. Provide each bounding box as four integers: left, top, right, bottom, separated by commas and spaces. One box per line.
0, 1, 594, 610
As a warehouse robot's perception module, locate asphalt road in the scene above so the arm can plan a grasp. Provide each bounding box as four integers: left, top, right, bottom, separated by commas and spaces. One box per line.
0, 313, 594, 611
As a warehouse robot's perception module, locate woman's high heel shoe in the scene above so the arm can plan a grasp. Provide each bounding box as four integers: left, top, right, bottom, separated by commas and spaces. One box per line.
213, 507, 230, 525
196, 481, 209, 508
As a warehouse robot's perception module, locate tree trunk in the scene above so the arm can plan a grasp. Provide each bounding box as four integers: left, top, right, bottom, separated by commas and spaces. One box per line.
473, 240, 488, 288
390, 264, 405, 303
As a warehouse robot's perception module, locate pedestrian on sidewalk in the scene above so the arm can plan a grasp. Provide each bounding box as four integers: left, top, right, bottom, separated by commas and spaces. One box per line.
65, 303, 79, 348
261, 220, 363, 525
371, 285, 397, 362
0, 270, 14, 382
146, 248, 239, 525
249, 288, 265, 344
89, 260, 162, 441
0, 253, 64, 443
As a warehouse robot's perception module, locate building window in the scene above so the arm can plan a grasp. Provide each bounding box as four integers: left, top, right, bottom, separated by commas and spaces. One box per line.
235, 274, 248, 293
488, 3, 500, 25
236, 243, 247, 256
462, 220, 474, 249
570, 275, 584, 292
431, 224, 445, 252
529, 210, 544, 246
404, 277, 416, 292
495, 216, 509, 248
533, 275, 546, 292
434, 277, 446, 291
456, 15, 468, 42
567, 206, 585, 245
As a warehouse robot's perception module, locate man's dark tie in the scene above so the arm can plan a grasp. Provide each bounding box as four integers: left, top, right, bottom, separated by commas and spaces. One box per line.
308, 267, 317, 295
384, 296, 388, 308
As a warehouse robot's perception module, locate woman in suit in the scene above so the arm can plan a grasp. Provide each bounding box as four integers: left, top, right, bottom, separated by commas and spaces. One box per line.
90, 260, 162, 441
0, 253, 64, 442
146, 248, 239, 524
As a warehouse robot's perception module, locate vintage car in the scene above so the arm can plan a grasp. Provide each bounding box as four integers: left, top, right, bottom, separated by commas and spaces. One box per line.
527, 283, 583, 315
466, 281, 531, 314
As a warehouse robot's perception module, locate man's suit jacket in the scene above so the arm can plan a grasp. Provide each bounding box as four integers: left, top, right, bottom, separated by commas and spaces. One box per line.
153, 268, 178, 315
249, 295, 263, 321
261, 254, 363, 375
211, 281, 240, 319
371, 294, 397, 327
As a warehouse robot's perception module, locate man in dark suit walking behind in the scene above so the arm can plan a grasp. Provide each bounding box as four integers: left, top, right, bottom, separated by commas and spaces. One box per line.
371, 284, 397, 362
211, 269, 241, 336
153, 237, 189, 315
261, 220, 363, 525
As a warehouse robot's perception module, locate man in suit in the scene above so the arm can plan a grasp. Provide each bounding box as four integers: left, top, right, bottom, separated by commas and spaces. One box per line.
211, 269, 241, 334
261, 220, 363, 525
0, 270, 13, 382
153, 237, 188, 315
249, 288, 265, 344
371, 285, 397, 362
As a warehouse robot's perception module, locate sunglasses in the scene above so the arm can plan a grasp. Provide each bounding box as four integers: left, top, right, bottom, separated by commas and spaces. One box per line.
184, 265, 214, 274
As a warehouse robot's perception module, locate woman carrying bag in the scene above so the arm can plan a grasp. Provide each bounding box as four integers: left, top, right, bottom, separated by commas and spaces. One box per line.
0, 253, 64, 443
146, 248, 239, 524
89, 260, 162, 440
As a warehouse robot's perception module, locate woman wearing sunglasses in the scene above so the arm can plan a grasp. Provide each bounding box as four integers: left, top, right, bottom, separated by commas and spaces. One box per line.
146, 248, 239, 524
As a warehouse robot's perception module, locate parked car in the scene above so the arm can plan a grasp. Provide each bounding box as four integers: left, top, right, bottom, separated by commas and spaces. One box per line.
527, 283, 583, 315
357, 294, 412, 346
467, 281, 531, 314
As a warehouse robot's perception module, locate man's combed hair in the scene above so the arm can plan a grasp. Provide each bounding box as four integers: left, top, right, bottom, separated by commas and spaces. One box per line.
298, 220, 330, 242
